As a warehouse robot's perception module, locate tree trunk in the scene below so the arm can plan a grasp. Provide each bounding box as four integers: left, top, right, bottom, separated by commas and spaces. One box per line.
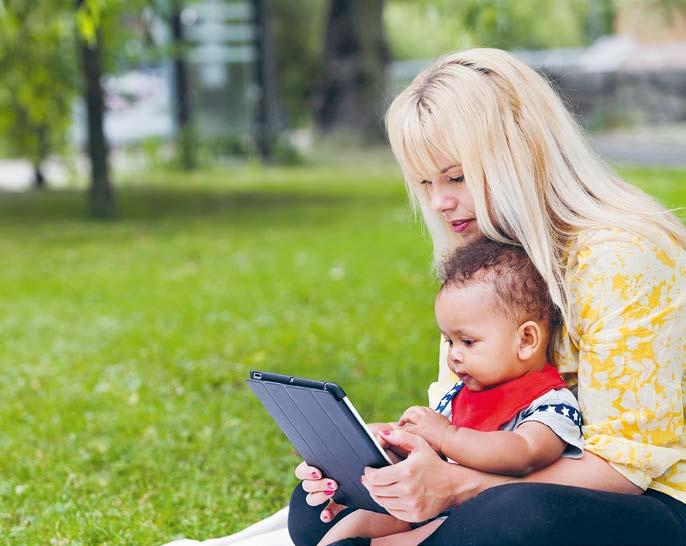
314, 0, 389, 139
171, 3, 195, 170
33, 125, 48, 190
77, 15, 115, 218
252, 0, 282, 162
33, 163, 46, 190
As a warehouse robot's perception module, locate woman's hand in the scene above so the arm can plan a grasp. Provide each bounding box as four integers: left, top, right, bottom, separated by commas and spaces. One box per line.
371, 422, 407, 461
292, 423, 395, 523
362, 429, 469, 522
294, 461, 347, 523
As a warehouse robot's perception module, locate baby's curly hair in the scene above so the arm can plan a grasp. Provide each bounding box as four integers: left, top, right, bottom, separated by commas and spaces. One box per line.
439, 238, 560, 330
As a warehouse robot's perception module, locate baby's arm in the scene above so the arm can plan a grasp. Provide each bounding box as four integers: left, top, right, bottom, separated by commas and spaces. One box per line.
398, 406, 566, 476
440, 421, 566, 476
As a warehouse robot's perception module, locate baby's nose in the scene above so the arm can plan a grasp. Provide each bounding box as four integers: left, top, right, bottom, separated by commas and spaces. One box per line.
449, 349, 462, 363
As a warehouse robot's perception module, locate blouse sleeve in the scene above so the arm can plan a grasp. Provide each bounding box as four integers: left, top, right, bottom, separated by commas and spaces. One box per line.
571, 231, 685, 489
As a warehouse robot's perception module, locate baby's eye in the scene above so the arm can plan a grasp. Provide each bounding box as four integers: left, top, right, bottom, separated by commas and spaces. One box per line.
444, 337, 453, 347
461, 339, 474, 346
449, 176, 465, 183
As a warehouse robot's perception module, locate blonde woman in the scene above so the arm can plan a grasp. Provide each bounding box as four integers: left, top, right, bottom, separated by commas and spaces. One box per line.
289, 48, 686, 546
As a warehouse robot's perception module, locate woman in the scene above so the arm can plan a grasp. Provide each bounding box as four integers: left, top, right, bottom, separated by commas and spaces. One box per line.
288, 48, 686, 546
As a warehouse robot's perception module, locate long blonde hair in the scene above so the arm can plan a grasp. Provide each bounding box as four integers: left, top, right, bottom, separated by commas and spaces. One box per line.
386, 47, 685, 332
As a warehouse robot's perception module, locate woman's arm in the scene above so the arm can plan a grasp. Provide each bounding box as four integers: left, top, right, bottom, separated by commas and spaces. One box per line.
362, 429, 641, 523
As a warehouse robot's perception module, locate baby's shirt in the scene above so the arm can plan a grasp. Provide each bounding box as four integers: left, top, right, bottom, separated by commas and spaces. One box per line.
437, 386, 585, 458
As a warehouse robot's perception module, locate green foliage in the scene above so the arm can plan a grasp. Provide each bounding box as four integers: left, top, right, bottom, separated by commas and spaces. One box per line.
0, 2, 77, 165
76, 0, 105, 44
0, 0, 141, 170
386, 0, 597, 60
0, 164, 683, 543
458, 0, 593, 50
271, 0, 327, 126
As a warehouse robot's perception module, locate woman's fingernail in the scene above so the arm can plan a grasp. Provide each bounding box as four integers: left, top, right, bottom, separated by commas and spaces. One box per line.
326, 481, 334, 488
311, 471, 319, 478
322, 512, 330, 522
324, 489, 334, 496
381, 430, 390, 436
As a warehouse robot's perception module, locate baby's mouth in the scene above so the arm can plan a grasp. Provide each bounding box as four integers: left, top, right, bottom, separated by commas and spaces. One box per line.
457, 371, 472, 383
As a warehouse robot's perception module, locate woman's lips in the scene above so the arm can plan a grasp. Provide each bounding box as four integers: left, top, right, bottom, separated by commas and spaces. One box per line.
450, 219, 475, 233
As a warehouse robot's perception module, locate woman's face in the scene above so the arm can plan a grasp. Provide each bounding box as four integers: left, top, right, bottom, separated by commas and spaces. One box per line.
420, 158, 480, 245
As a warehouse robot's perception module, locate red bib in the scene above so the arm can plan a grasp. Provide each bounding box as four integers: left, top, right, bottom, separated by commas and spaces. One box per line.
452, 363, 567, 432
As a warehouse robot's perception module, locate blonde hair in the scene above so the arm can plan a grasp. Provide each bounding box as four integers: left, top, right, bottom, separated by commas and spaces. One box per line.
386, 47, 685, 333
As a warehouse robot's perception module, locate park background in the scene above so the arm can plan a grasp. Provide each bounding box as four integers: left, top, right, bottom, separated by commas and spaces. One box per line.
1, 0, 685, 544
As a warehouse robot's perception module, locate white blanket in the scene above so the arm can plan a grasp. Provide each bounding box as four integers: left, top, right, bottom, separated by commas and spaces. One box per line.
162, 507, 294, 546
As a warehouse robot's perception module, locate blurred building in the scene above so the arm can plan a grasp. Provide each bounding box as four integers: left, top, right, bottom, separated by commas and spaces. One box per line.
614, 0, 686, 43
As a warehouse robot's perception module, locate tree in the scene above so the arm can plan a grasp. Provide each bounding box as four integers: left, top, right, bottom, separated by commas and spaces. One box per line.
252, 0, 281, 161
269, 0, 324, 128
314, 0, 389, 139
76, 0, 117, 218
0, 2, 77, 189
384, 0, 607, 60
169, 0, 195, 169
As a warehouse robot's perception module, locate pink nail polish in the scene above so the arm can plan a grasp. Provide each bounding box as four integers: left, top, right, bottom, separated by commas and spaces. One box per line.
311, 471, 318, 478
381, 430, 390, 436
327, 481, 334, 488
324, 489, 334, 496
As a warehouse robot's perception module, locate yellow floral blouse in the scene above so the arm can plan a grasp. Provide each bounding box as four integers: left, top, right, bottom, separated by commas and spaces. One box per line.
428, 228, 686, 502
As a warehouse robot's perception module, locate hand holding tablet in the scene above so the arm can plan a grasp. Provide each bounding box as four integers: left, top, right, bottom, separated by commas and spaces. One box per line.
247, 370, 392, 514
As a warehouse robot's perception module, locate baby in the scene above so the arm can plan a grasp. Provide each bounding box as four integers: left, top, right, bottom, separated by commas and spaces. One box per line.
319, 239, 584, 546
396, 239, 583, 473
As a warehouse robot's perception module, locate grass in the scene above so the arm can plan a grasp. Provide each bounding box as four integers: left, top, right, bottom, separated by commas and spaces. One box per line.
0, 162, 684, 545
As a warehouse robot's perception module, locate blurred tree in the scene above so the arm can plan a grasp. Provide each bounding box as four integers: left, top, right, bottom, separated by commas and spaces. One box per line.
253, 0, 281, 162
0, 2, 77, 189
457, 0, 592, 50
270, 0, 325, 127
385, 0, 597, 61
170, 0, 195, 169
76, 0, 118, 218
144, 0, 196, 170
588, 0, 614, 42
314, 0, 389, 139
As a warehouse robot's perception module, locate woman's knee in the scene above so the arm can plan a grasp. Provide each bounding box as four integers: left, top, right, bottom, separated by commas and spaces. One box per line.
288, 484, 359, 546
288, 484, 320, 546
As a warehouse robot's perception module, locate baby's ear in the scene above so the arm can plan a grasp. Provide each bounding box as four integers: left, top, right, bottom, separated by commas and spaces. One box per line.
516, 320, 542, 360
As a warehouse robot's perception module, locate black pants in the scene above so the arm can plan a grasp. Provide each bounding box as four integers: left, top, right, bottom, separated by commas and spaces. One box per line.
287, 482, 686, 546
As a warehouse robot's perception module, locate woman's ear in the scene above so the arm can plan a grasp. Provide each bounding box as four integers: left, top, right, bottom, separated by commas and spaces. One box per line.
516, 321, 542, 360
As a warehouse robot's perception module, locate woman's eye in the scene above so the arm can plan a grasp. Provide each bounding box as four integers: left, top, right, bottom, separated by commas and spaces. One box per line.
420, 179, 432, 185
449, 176, 465, 183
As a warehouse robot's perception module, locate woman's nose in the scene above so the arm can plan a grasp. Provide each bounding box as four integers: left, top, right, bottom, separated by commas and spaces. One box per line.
429, 185, 457, 213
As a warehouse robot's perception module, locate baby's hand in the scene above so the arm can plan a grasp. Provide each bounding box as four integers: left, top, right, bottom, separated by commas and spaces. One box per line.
397, 406, 452, 453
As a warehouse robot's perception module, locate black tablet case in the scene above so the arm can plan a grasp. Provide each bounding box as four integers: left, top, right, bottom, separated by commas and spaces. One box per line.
247, 371, 390, 514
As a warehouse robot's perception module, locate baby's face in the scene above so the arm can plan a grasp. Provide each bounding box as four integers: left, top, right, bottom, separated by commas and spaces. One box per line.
435, 283, 530, 392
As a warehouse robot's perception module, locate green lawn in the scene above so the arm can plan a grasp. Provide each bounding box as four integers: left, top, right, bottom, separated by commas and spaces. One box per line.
0, 163, 684, 545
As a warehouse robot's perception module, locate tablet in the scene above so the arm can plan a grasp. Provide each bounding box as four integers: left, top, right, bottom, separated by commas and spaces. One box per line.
247, 370, 392, 514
